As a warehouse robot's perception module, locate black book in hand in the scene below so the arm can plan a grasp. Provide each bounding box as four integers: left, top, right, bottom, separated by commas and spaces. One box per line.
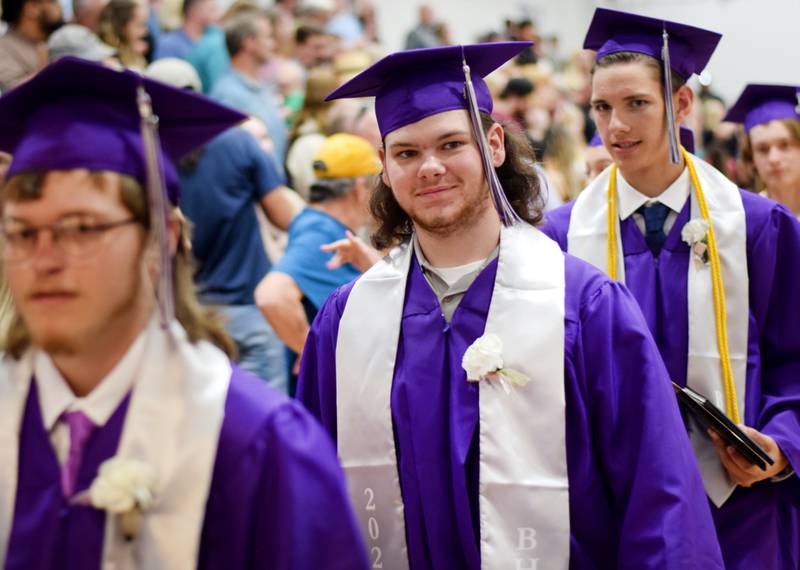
672, 382, 775, 472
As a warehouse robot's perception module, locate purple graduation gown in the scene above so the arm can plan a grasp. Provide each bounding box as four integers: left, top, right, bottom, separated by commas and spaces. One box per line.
5, 365, 369, 570
542, 190, 800, 570
297, 251, 725, 569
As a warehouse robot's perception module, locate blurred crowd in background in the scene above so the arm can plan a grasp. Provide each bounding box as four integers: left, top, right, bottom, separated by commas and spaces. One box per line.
0, 0, 769, 198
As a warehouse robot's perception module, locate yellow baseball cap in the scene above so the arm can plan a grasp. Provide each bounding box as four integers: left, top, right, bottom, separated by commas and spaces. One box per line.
312, 133, 381, 179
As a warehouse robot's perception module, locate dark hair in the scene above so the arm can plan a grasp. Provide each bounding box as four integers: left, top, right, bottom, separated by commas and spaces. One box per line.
309, 177, 356, 203
1, 0, 25, 25
592, 51, 685, 93
295, 23, 325, 44
500, 77, 534, 99
370, 112, 544, 250
1, 171, 237, 358
181, 0, 202, 17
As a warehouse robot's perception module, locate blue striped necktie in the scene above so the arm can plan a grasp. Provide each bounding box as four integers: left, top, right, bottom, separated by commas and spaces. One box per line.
637, 202, 671, 256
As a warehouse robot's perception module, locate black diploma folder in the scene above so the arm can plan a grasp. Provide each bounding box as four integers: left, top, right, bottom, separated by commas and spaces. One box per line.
672, 382, 775, 471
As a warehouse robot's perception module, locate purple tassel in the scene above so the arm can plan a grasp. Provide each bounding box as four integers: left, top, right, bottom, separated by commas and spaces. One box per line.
661, 27, 681, 165
461, 50, 520, 226
137, 85, 175, 328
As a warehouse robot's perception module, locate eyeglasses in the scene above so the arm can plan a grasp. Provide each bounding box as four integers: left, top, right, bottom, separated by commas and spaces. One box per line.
1, 217, 140, 263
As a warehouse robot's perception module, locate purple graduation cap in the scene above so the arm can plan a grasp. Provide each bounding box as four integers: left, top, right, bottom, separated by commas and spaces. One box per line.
0, 56, 245, 324
583, 8, 721, 164
325, 42, 531, 226
723, 84, 800, 133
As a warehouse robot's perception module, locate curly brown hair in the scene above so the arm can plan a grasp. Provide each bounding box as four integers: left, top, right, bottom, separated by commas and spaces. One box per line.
369, 113, 545, 250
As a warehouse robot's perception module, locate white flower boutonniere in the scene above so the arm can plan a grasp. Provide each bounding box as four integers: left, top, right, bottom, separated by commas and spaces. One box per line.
88, 457, 156, 541
681, 218, 710, 265
461, 333, 530, 394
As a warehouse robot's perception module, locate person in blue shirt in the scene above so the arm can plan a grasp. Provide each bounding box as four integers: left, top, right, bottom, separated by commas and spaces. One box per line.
147, 59, 300, 394
256, 133, 378, 392
153, 0, 218, 60
210, 11, 289, 169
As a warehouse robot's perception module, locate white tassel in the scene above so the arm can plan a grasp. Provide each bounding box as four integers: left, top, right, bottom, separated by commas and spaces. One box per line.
661, 27, 681, 165
461, 52, 520, 226
137, 85, 175, 328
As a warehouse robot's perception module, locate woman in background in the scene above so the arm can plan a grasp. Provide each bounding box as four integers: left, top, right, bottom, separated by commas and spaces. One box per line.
98, 0, 150, 69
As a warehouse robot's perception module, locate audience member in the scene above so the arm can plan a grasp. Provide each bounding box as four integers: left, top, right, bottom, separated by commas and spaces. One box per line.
404, 4, 439, 50
0, 0, 63, 91
296, 0, 332, 29
147, 59, 301, 392
492, 76, 533, 132
274, 57, 305, 125
211, 10, 289, 167
97, 0, 149, 69
324, 0, 362, 46
153, 0, 217, 60
585, 131, 612, 182
71, 0, 105, 31
256, 133, 377, 390
294, 23, 334, 70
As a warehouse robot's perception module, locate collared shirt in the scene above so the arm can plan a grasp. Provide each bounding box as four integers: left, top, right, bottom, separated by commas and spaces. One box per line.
412, 235, 498, 322
617, 167, 690, 236
35, 325, 149, 465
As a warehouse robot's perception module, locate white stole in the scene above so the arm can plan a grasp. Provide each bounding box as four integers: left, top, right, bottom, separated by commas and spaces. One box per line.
0, 318, 232, 568
336, 222, 570, 569
567, 157, 749, 507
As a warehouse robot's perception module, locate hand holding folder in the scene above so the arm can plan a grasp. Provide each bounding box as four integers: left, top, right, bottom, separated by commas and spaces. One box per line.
672, 382, 775, 471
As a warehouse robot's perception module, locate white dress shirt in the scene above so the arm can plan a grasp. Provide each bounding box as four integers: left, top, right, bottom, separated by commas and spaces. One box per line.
34, 327, 148, 466
617, 167, 691, 236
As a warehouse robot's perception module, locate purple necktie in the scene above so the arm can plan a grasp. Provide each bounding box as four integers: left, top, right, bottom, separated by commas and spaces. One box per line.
61, 410, 96, 497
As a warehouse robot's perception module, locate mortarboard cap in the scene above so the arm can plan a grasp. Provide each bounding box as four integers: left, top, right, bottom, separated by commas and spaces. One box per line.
326, 42, 531, 139
583, 8, 721, 80
0, 57, 245, 326
723, 84, 800, 133
584, 8, 720, 164
0, 56, 245, 204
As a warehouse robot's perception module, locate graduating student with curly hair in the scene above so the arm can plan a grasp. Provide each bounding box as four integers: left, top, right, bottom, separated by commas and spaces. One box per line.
297, 42, 723, 569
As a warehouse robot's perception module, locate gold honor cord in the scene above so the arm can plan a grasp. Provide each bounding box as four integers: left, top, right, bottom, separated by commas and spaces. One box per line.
605, 149, 741, 422
607, 167, 620, 281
